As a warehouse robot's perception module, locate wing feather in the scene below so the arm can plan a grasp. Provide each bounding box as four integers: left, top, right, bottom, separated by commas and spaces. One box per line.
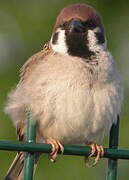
20, 42, 52, 82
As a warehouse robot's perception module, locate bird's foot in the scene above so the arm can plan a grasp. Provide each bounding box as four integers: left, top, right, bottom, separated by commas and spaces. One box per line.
46, 138, 64, 162
84, 143, 104, 167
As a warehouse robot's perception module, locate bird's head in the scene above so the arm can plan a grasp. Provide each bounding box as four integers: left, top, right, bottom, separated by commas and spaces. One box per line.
50, 3, 106, 59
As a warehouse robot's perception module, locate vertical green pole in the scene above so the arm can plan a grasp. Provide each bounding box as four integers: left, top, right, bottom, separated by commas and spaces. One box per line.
24, 110, 36, 180
106, 116, 119, 180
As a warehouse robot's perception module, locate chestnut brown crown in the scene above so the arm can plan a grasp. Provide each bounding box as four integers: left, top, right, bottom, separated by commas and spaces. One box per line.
54, 3, 104, 32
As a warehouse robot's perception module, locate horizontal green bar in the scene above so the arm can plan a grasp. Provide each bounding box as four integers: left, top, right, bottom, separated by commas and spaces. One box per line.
0, 140, 129, 160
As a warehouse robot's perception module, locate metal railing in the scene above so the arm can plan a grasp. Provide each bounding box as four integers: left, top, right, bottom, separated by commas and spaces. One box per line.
1, 112, 129, 180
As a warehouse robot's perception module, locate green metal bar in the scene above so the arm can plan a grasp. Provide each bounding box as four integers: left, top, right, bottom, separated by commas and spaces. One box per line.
0, 140, 129, 159
24, 110, 36, 180
106, 116, 119, 180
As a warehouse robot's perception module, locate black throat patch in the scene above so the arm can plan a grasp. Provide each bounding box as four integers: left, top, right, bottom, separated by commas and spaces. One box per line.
66, 32, 95, 59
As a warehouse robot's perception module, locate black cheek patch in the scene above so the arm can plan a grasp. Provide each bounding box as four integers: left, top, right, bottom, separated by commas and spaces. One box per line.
52, 32, 59, 44
95, 32, 105, 44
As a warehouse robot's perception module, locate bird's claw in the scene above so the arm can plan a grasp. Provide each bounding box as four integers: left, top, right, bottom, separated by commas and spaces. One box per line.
46, 138, 64, 162
84, 143, 104, 167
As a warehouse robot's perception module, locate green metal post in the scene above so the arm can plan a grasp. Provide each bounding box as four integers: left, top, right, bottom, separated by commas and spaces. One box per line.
106, 116, 119, 180
24, 110, 36, 180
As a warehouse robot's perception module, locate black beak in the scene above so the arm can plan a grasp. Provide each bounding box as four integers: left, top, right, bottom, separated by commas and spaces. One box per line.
69, 19, 84, 33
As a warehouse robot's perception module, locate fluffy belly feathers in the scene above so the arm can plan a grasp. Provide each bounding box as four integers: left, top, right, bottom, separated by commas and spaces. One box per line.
5, 55, 123, 145
36, 78, 119, 144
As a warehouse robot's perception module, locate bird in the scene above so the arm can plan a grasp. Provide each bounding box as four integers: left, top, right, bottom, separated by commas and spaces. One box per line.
4, 3, 123, 180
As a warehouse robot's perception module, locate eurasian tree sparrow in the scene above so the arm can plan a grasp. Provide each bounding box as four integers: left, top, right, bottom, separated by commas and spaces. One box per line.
4, 3, 123, 179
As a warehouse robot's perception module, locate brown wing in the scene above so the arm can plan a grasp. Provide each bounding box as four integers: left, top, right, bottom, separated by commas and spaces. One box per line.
4, 45, 51, 179
17, 42, 52, 140
20, 42, 52, 83
17, 121, 25, 141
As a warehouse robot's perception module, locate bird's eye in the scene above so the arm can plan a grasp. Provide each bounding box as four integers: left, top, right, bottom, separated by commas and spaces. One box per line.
84, 20, 97, 30
60, 22, 68, 30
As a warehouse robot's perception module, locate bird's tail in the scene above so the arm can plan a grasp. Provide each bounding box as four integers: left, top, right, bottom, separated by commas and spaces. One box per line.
4, 152, 39, 180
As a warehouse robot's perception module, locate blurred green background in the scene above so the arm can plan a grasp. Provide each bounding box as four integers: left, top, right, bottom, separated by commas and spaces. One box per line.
0, 0, 129, 179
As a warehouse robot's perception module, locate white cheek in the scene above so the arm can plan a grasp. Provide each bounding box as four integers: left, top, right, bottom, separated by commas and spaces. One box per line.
50, 29, 68, 54
87, 27, 106, 53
